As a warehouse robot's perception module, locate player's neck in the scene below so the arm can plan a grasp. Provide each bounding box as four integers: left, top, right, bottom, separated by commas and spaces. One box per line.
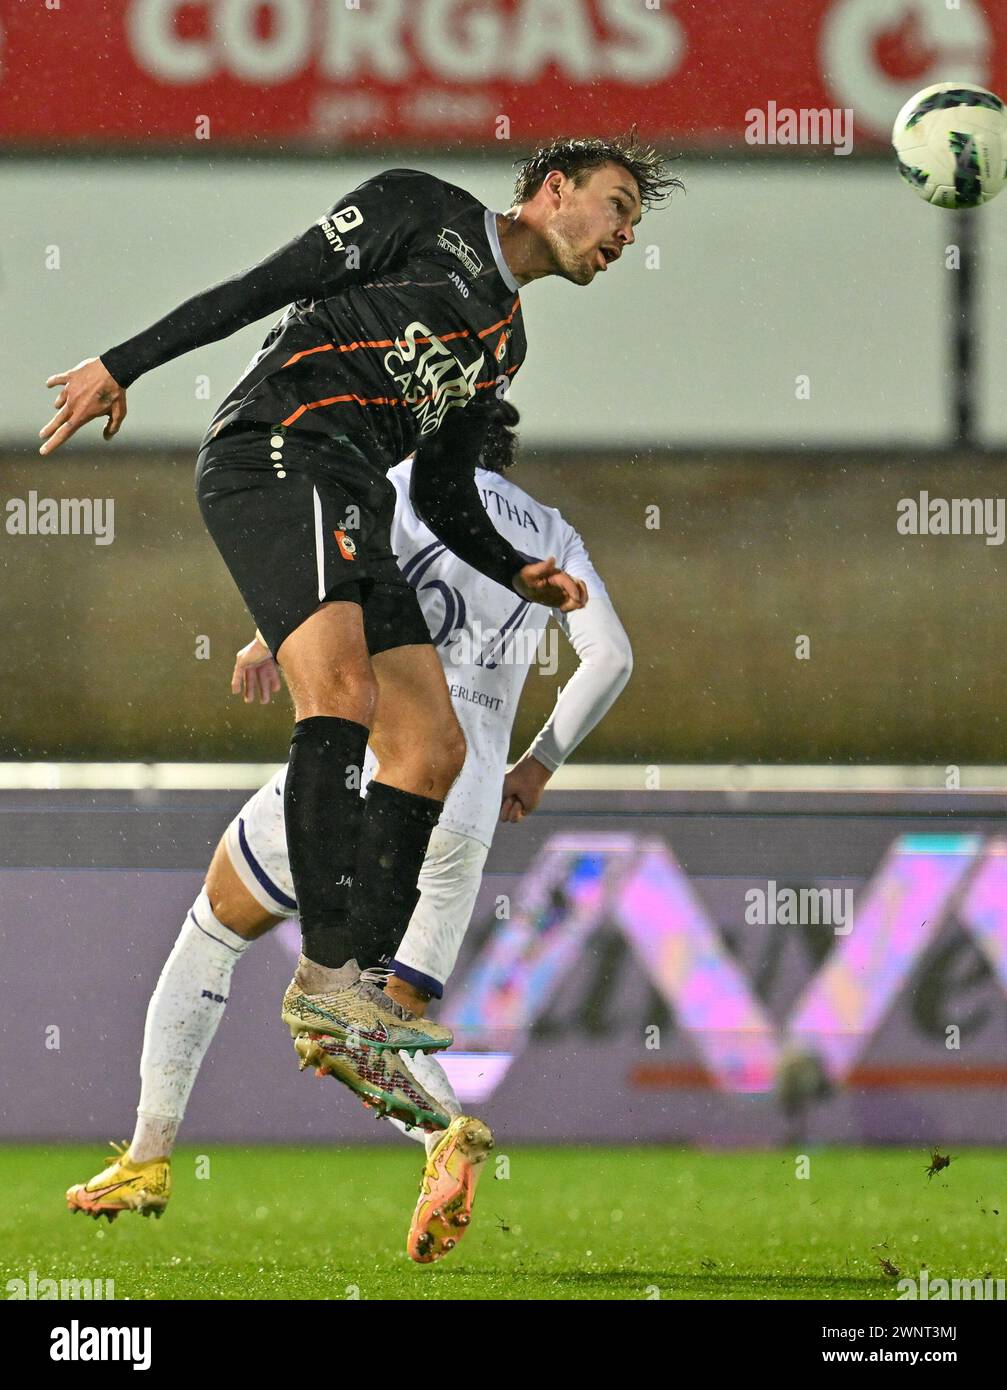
495, 210, 557, 286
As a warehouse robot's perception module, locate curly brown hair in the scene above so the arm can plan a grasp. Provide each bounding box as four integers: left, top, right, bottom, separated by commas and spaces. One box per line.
512, 131, 683, 210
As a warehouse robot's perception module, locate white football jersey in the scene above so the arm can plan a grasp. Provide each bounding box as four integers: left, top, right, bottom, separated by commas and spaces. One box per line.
361, 460, 613, 847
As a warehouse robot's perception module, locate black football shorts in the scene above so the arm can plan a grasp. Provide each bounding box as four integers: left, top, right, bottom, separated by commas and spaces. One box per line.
195, 423, 432, 657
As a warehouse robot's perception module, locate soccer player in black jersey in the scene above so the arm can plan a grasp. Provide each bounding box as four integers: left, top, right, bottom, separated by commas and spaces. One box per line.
39, 135, 679, 1126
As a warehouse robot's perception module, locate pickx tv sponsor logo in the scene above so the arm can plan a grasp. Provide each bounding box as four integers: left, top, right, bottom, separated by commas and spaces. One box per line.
316, 205, 363, 255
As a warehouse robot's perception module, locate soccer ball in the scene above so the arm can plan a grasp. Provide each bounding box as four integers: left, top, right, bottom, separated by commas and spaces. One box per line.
892, 81, 1007, 209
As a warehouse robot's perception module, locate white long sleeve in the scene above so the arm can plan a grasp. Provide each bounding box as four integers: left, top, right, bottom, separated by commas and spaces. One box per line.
523, 529, 633, 771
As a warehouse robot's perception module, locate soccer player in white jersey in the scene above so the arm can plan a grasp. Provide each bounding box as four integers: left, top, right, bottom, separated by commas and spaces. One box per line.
67, 406, 632, 1262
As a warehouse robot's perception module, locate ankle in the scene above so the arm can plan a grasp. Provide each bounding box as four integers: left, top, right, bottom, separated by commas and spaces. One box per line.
130, 1114, 179, 1164
386, 974, 431, 1017
296, 955, 358, 993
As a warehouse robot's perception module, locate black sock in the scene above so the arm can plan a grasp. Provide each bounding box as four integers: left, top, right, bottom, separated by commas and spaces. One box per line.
348, 781, 443, 969
285, 715, 369, 969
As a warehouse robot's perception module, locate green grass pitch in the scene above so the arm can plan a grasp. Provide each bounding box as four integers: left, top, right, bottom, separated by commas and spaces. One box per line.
1, 1145, 1004, 1300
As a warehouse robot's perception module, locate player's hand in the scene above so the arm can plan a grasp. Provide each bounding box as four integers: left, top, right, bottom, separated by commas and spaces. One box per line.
231, 636, 282, 705
39, 357, 127, 455
513, 557, 588, 612
500, 754, 553, 823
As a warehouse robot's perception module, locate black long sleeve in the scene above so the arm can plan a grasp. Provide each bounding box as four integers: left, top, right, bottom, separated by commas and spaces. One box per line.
410, 402, 533, 593
100, 229, 334, 389
99, 167, 434, 390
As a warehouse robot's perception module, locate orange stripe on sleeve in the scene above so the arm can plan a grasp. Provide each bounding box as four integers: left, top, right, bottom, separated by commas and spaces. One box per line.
477, 296, 522, 339
475, 366, 520, 390
281, 394, 407, 427
282, 327, 475, 370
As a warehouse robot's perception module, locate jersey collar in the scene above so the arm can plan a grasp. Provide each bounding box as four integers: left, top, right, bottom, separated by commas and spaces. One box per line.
484, 208, 521, 293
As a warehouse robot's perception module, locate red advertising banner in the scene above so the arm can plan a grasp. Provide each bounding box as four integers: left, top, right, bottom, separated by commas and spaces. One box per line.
2, 0, 1006, 149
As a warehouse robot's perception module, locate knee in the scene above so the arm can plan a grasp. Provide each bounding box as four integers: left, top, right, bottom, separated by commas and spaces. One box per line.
373, 718, 466, 798
441, 720, 467, 784
426, 719, 466, 799
278, 608, 377, 726
204, 842, 277, 940
292, 671, 378, 726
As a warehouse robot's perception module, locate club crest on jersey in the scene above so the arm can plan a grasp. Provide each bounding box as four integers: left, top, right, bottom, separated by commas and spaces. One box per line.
494, 329, 510, 362
384, 320, 483, 434
436, 228, 483, 277
333, 529, 357, 561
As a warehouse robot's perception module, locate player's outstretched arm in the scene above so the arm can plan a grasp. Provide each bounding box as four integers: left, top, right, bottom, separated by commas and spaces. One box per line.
525, 553, 633, 770
39, 229, 341, 456
501, 538, 632, 823
411, 402, 587, 611
39, 167, 432, 455
39, 238, 324, 456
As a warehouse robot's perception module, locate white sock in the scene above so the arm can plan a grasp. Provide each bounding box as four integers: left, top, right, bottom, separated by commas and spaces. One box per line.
130, 889, 250, 1162
130, 1113, 178, 1163
387, 1050, 463, 1154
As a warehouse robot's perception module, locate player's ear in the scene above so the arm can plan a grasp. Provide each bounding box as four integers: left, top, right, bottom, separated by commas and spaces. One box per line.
538, 170, 564, 209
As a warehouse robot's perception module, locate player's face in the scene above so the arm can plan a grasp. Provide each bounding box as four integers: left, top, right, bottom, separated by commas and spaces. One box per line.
544, 163, 642, 286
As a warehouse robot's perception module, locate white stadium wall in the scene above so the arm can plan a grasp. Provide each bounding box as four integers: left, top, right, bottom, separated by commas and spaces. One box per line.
5, 156, 961, 450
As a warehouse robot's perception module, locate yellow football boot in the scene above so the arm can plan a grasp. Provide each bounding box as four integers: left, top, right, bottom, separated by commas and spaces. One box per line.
282, 965, 452, 1054
66, 1142, 171, 1222
407, 1116, 494, 1264
295, 1033, 452, 1131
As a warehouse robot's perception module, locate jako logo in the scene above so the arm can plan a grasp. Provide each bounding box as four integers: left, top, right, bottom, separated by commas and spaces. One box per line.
447, 269, 469, 298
